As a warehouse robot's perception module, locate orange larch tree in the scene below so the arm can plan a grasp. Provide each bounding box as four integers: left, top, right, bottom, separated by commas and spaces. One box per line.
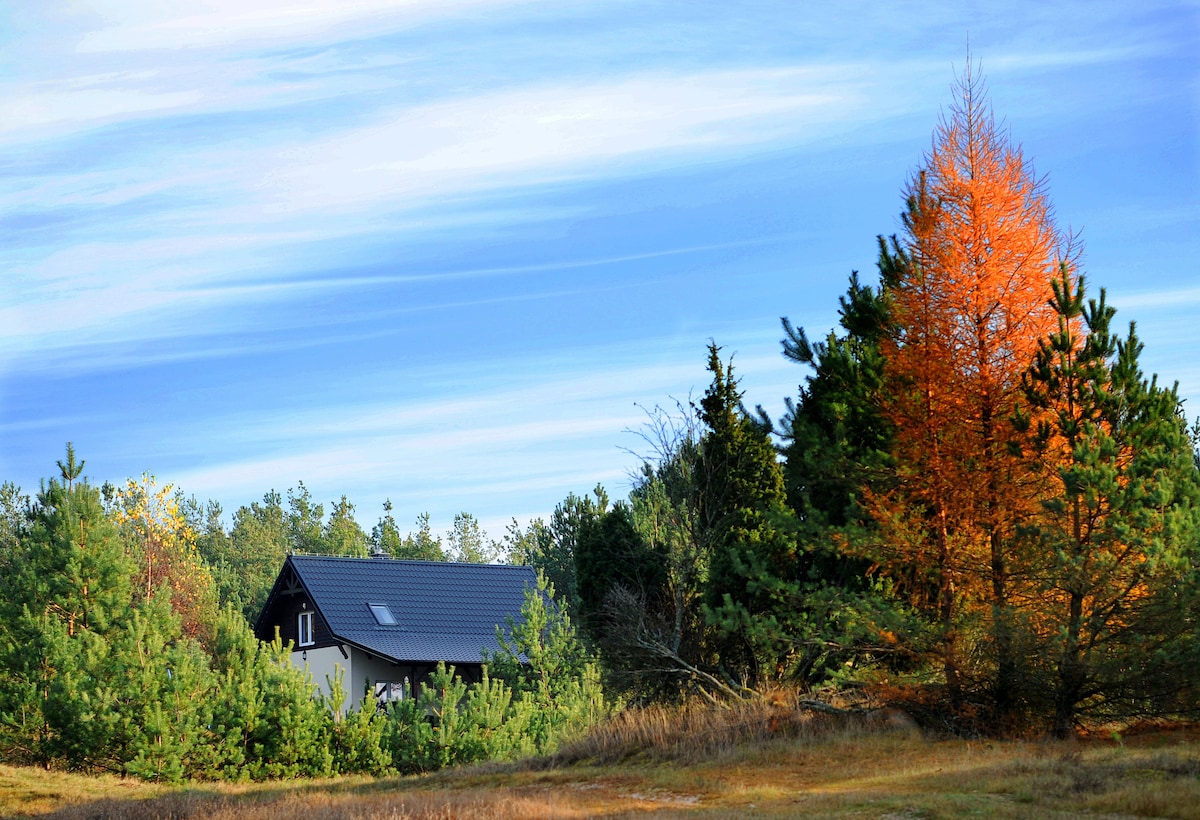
875, 63, 1079, 715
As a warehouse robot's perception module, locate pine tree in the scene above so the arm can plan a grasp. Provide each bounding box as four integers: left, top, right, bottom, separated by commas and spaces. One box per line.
489, 573, 606, 751
323, 496, 368, 556
1018, 271, 1200, 735
398, 512, 446, 561
446, 512, 497, 564
228, 491, 290, 619
781, 254, 898, 533
695, 343, 798, 685
371, 499, 404, 556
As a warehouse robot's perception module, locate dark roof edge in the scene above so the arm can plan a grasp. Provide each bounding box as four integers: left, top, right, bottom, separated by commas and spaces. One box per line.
287, 554, 540, 571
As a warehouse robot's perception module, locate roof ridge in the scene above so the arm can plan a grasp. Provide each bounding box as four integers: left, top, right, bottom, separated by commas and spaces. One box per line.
289, 554, 536, 570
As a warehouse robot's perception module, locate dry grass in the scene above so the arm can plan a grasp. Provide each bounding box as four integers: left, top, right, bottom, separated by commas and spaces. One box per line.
0, 765, 166, 817
540, 688, 881, 768
6, 709, 1200, 819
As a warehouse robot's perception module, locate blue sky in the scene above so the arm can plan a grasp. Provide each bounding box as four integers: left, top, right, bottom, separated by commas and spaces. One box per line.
2, 1, 1197, 542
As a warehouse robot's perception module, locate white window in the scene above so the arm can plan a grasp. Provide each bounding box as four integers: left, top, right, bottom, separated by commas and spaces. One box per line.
375, 678, 409, 710
298, 610, 314, 647
368, 603, 397, 625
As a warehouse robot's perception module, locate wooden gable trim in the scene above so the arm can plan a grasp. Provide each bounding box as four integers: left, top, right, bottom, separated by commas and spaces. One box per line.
279, 563, 305, 597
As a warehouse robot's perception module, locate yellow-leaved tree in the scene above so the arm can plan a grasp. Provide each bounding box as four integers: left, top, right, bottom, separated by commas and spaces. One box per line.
114, 475, 218, 645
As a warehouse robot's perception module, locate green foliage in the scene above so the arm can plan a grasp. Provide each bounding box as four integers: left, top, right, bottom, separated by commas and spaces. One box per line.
323, 496, 369, 557
693, 343, 802, 686
189, 497, 239, 611
205, 606, 333, 779
772, 259, 923, 686
285, 482, 325, 555
0, 463, 217, 782
780, 256, 898, 532
382, 664, 534, 773
575, 503, 666, 644
375, 507, 445, 560
13, 473, 133, 637
0, 451, 608, 782
490, 573, 607, 751
505, 487, 611, 616
369, 499, 403, 556
401, 511, 446, 560
323, 667, 391, 775
380, 686, 436, 772
102, 594, 215, 782
1018, 271, 1200, 734
226, 491, 290, 619
446, 512, 497, 563
218, 486, 378, 617
0, 482, 29, 558
381, 575, 607, 774
501, 517, 575, 608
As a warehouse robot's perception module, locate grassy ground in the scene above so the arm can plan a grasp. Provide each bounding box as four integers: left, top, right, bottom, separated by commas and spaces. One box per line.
5, 713, 1199, 818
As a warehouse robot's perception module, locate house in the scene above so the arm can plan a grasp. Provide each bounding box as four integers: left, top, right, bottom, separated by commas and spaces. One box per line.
254, 554, 539, 710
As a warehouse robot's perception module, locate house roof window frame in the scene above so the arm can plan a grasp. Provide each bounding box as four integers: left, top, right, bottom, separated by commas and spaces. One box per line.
368, 602, 398, 626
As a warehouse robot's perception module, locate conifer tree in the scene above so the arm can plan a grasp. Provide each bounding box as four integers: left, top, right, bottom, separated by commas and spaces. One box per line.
695, 343, 798, 685
391, 511, 445, 561
1018, 271, 1200, 734
227, 490, 290, 619
873, 63, 1077, 714
780, 251, 899, 534
371, 499, 404, 555
323, 496, 368, 556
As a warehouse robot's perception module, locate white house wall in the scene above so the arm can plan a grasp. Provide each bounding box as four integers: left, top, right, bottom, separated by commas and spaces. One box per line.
292, 646, 347, 707
292, 645, 419, 714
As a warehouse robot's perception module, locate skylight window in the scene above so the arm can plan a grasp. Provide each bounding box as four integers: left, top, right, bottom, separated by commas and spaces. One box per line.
368, 603, 397, 626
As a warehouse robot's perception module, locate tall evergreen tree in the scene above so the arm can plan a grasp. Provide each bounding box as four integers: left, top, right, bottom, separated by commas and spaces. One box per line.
1018, 272, 1200, 735
323, 496, 368, 556
780, 255, 898, 535
398, 511, 446, 561
446, 512, 496, 564
695, 343, 799, 685
227, 491, 290, 619
500, 517, 579, 611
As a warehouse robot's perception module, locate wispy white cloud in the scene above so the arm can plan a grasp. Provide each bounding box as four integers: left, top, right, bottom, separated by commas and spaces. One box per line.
1108, 287, 1200, 312
165, 349, 698, 531
2, 83, 201, 136
3, 0, 1194, 538
75, 0, 536, 53
255, 66, 879, 213
2, 63, 891, 362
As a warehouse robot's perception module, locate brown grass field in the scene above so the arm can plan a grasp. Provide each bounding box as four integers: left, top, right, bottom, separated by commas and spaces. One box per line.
4, 702, 1199, 819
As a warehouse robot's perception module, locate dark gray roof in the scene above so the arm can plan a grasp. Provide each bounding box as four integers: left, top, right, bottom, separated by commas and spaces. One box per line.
287, 555, 537, 664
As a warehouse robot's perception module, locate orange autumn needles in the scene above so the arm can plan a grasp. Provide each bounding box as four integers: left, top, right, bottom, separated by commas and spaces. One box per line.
873, 63, 1081, 714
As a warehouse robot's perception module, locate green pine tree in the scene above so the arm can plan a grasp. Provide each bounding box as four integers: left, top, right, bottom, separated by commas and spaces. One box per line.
1017, 271, 1200, 735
